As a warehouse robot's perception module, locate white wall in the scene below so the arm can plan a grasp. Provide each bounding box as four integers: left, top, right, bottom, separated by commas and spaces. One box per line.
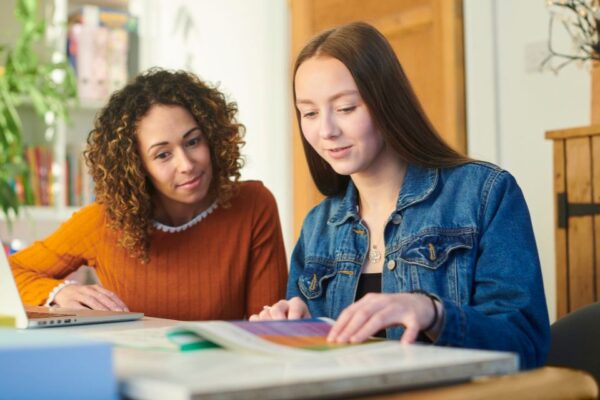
131, 0, 293, 255
464, 0, 591, 321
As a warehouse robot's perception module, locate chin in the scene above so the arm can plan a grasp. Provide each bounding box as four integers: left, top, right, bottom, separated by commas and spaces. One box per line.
329, 165, 357, 176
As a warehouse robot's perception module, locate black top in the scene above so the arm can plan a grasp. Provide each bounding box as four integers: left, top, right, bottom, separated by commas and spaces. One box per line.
355, 272, 386, 339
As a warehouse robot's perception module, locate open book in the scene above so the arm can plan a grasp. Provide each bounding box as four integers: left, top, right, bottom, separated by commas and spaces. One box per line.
168, 318, 390, 356
86, 318, 390, 355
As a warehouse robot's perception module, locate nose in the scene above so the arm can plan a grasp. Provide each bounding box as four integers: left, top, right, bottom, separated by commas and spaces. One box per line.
176, 149, 194, 173
319, 111, 339, 139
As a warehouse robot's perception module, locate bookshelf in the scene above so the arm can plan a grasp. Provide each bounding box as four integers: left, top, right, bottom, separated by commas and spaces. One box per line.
0, 0, 138, 246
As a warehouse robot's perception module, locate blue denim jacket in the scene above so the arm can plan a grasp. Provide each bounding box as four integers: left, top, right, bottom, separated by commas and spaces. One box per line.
287, 162, 550, 369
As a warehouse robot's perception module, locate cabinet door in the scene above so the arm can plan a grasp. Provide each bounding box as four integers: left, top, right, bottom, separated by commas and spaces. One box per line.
555, 134, 600, 317
290, 0, 466, 236
565, 138, 596, 313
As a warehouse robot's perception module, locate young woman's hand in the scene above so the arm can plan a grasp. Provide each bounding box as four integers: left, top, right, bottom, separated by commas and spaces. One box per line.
249, 297, 311, 321
327, 292, 442, 344
53, 284, 129, 312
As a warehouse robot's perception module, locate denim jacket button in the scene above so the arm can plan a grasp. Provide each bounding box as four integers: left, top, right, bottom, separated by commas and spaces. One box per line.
392, 214, 402, 224
387, 259, 396, 270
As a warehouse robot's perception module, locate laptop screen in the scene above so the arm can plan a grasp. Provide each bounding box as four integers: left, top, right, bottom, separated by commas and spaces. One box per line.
0, 245, 28, 328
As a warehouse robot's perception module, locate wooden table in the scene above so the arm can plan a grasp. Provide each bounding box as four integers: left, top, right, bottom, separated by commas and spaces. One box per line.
368, 366, 598, 400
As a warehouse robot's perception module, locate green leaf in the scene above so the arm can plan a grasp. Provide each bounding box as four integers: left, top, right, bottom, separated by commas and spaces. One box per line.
0, 0, 78, 219
15, 0, 36, 20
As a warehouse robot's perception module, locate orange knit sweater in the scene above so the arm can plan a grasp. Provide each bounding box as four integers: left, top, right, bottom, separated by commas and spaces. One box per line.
9, 181, 288, 320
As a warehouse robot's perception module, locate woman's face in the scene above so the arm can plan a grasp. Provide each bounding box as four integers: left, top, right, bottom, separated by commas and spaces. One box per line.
136, 104, 213, 217
294, 56, 385, 177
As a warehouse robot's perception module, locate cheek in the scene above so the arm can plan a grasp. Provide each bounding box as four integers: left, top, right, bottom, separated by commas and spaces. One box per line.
138, 157, 157, 183
145, 165, 168, 186
300, 120, 319, 149
356, 118, 383, 150
199, 145, 212, 167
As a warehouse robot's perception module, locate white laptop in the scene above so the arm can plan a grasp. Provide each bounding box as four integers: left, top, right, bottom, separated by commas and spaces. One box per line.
0, 247, 143, 329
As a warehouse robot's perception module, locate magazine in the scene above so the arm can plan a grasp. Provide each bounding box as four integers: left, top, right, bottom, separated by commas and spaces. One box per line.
167, 318, 390, 356
84, 318, 393, 355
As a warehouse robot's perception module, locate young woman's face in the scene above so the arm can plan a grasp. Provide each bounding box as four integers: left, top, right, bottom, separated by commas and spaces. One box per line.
295, 56, 385, 177
136, 104, 213, 215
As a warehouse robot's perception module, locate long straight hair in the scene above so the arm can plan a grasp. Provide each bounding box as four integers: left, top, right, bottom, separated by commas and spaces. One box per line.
293, 22, 470, 196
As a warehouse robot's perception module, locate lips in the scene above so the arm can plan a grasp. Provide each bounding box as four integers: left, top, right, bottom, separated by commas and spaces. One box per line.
177, 173, 203, 188
326, 145, 352, 159
328, 145, 352, 152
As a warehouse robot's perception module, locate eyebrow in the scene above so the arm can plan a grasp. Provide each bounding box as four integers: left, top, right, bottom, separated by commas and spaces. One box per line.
146, 127, 201, 154
295, 90, 359, 106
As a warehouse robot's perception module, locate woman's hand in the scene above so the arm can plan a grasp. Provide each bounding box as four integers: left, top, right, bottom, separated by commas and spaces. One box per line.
53, 284, 129, 312
249, 297, 311, 321
327, 292, 442, 344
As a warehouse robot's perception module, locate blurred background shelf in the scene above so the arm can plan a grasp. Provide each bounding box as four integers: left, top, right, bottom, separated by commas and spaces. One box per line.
0, 0, 137, 244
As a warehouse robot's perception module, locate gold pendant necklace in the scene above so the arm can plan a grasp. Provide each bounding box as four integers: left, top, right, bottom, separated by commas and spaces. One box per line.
368, 244, 382, 263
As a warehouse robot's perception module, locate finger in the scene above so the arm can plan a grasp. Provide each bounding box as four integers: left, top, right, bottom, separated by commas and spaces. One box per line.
287, 298, 309, 320
75, 290, 120, 311
88, 290, 126, 311
327, 303, 358, 341
332, 306, 375, 343
82, 286, 127, 311
58, 300, 90, 310
400, 323, 421, 344
90, 285, 129, 311
328, 295, 376, 341
248, 314, 260, 321
287, 305, 306, 320
348, 308, 393, 343
76, 295, 111, 311
395, 309, 421, 344
266, 300, 289, 320
269, 307, 288, 320
256, 307, 274, 321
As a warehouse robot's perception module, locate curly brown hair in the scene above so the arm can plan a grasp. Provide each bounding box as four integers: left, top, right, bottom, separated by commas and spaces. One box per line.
84, 68, 245, 263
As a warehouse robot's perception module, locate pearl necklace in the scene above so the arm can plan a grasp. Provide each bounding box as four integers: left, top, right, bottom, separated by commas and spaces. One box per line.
152, 201, 218, 233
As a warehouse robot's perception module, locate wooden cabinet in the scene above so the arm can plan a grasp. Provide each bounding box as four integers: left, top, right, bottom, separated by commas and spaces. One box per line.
546, 125, 600, 318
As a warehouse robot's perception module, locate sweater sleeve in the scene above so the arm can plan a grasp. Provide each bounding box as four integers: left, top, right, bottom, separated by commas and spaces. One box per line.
8, 203, 104, 305
244, 183, 288, 316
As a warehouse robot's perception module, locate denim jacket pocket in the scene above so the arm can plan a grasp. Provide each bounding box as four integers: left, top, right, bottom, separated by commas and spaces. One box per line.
298, 257, 337, 300
399, 229, 475, 270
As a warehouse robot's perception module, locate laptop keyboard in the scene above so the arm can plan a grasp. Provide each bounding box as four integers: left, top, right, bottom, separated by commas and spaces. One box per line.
27, 311, 76, 318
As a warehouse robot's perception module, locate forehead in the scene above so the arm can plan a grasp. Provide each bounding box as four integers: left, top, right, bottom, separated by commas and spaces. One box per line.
136, 104, 196, 138
294, 56, 358, 99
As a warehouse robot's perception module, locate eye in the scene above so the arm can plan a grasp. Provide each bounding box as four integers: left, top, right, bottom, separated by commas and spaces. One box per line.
338, 105, 356, 113
301, 111, 318, 119
154, 151, 171, 160
186, 136, 202, 147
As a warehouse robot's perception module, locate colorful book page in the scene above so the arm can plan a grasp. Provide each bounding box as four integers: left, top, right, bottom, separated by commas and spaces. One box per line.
228, 319, 349, 351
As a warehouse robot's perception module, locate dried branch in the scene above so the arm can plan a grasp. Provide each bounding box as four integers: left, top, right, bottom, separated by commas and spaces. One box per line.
544, 0, 600, 73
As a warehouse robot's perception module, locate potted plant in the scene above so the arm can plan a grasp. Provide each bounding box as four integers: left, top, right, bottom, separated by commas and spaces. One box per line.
0, 0, 77, 222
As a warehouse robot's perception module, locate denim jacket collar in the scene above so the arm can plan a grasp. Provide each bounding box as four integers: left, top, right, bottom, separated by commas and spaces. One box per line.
327, 164, 439, 226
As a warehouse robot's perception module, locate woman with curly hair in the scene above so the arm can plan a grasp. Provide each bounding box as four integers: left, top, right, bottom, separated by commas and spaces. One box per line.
9, 68, 288, 320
